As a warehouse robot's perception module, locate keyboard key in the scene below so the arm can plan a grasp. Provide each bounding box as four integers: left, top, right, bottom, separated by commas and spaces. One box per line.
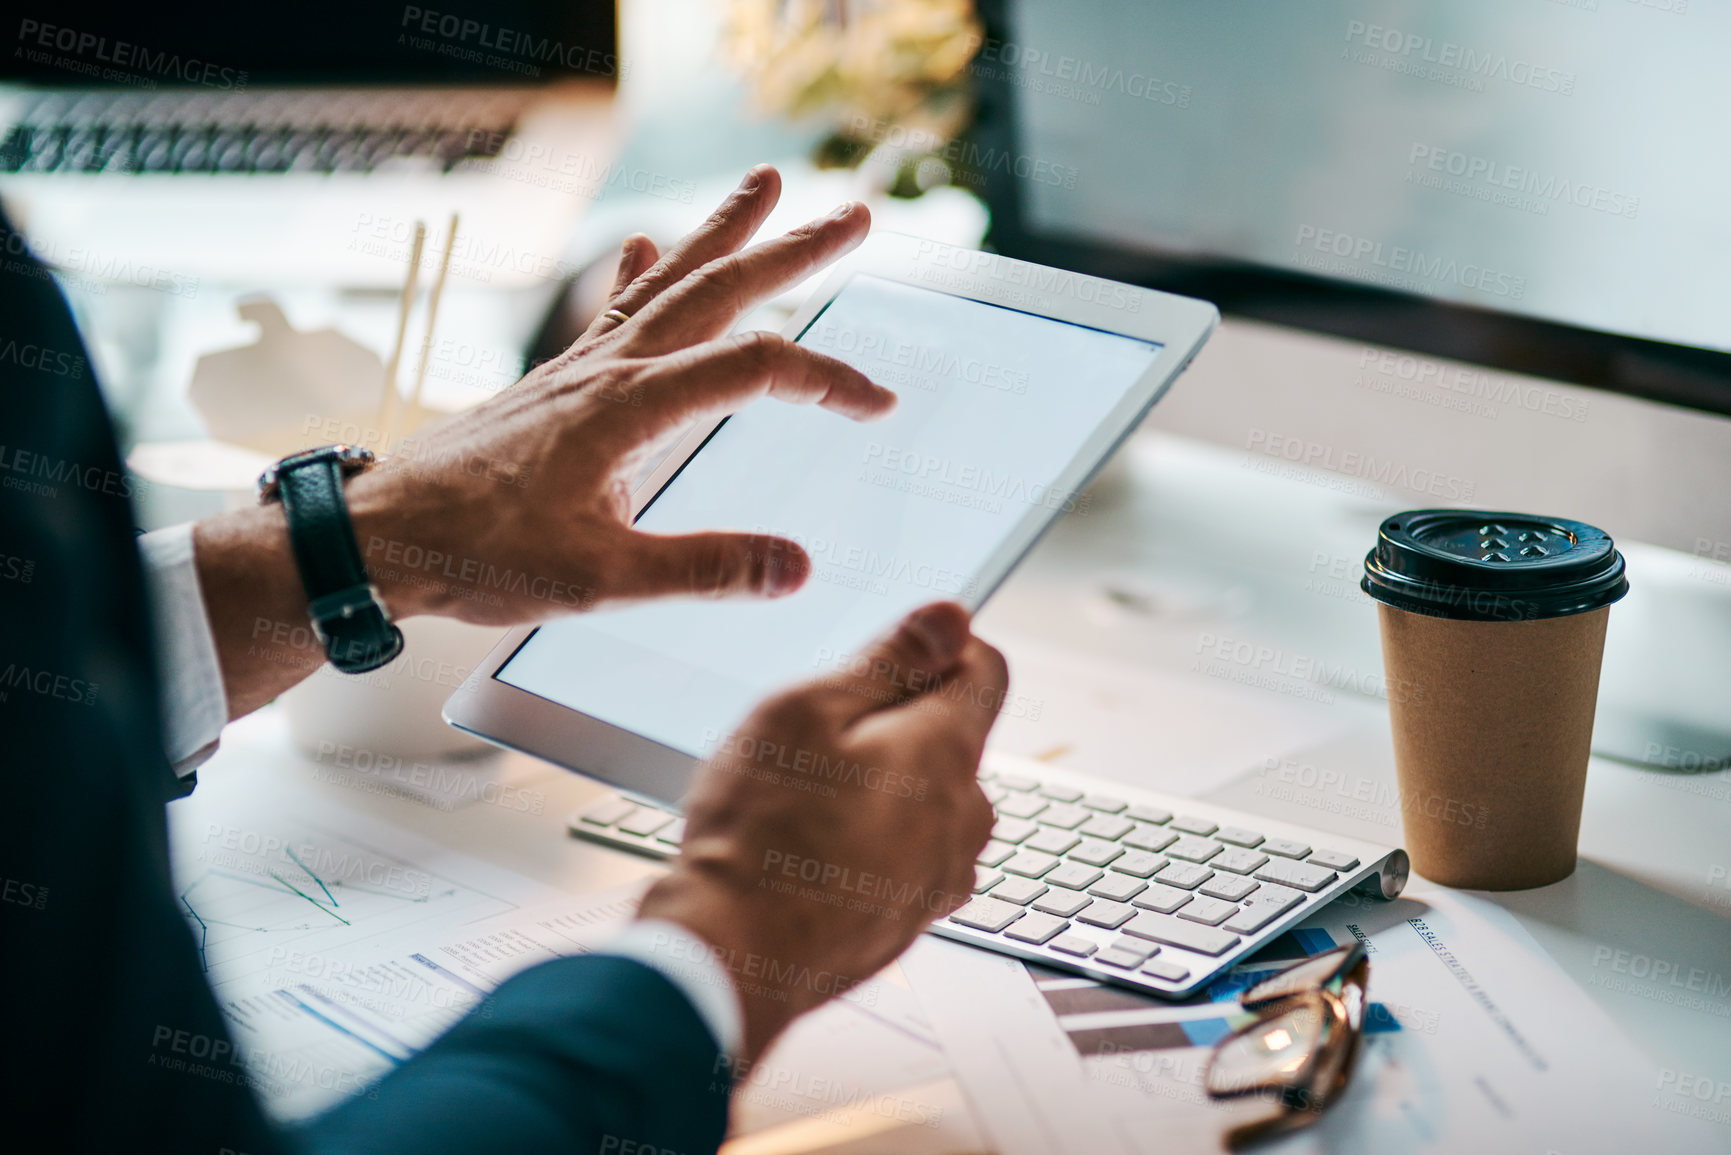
1215, 826, 1265, 848
988, 876, 1049, 905
1122, 913, 1241, 956
1005, 912, 1070, 944
977, 839, 1016, 867
1080, 793, 1128, 813
1069, 839, 1126, 868
1123, 825, 1179, 853
1088, 874, 1147, 903
1125, 803, 1173, 825
996, 793, 1049, 819
1130, 884, 1193, 914
982, 783, 1009, 805
655, 819, 686, 845
1110, 851, 1167, 878
1141, 957, 1190, 983
1223, 884, 1306, 933
1108, 937, 1156, 962
974, 868, 1005, 894
578, 796, 636, 826
1049, 933, 1097, 957
1170, 815, 1219, 836
1254, 858, 1337, 893
1212, 848, 1270, 875
1046, 861, 1106, 890
618, 808, 674, 837
1038, 783, 1084, 802
993, 817, 1039, 844
1002, 850, 1061, 878
1025, 828, 1082, 856
1078, 814, 1135, 841
1262, 838, 1312, 859
1154, 862, 1213, 890
1036, 803, 1090, 830
1033, 887, 1094, 917
1177, 897, 1239, 926
1076, 899, 1137, 929
950, 897, 1025, 933
1200, 874, 1258, 902
1096, 946, 1146, 969
1308, 849, 1360, 872
995, 773, 1040, 791
1165, 836, 1224, 864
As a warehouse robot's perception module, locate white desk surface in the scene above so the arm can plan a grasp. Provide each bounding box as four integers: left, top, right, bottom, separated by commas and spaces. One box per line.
179, 426, 1731, 1152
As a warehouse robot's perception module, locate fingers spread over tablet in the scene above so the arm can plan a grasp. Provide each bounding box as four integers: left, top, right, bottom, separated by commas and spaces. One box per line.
603, 165, 784, 324
598, 331, 895, 452
621, 200, 871, 354
624, 529, 811, 601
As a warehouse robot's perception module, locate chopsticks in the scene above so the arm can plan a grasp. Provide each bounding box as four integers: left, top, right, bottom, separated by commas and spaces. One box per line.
375, 212, 459, 454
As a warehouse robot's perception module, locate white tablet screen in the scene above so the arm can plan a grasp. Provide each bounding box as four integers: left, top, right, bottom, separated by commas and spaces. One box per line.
496, 274, 1162, 756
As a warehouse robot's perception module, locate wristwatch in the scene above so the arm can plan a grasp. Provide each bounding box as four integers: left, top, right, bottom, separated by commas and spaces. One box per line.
257, 444, 404, 674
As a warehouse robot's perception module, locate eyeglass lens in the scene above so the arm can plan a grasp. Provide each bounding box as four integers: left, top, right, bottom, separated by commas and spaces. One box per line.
1206, 1000, 1327, 1097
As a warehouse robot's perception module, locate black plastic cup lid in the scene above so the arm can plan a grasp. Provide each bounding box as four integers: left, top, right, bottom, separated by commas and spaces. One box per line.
1361, 510, 1628, 622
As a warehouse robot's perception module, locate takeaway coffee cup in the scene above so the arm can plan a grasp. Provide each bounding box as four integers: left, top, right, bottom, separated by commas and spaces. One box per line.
1361, 511, 1628, 890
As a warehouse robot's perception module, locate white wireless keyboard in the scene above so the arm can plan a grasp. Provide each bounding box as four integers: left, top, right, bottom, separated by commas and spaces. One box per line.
568, 752, 1409, 999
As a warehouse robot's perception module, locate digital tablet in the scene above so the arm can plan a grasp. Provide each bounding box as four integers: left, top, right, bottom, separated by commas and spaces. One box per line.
443, 232, 1218, 804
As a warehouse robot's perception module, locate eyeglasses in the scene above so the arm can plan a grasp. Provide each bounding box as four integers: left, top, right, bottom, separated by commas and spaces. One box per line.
1203, 942, 1370, 1149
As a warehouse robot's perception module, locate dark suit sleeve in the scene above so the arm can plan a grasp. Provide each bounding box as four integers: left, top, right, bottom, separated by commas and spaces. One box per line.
0, 212, 729, 1155
300, 957, 731, 1155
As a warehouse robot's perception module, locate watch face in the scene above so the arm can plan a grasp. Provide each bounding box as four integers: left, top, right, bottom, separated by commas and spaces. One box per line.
331, 444, 377, 471
258, 444, 376, 503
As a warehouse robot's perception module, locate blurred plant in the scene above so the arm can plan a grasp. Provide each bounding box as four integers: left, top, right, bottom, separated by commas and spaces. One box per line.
721, 0, 982, 189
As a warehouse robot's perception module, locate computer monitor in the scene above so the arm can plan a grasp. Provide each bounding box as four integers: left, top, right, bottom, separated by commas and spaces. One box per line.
970, 0, 1731, 416
3, 1, 617, 87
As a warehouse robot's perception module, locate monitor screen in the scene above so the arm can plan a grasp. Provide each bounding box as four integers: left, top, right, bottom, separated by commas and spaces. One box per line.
497, 274, 1163, 756
977, 0, 1731, 411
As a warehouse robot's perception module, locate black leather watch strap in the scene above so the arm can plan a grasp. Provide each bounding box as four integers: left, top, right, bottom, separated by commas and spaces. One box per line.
267, 446, 404, 673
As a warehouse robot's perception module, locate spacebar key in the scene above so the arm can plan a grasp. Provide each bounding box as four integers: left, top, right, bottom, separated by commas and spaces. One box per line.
1122, 913, 1240, 956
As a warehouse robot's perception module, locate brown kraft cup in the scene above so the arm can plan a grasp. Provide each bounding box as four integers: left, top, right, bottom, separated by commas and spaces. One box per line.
1362, 511, 1628, 890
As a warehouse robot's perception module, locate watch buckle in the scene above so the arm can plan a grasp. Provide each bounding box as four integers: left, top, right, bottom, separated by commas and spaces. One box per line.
306, 583, 391, 646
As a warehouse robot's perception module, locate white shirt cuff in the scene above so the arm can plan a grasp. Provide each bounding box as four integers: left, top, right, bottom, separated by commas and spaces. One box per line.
138, 524, 228, 775
601, 919, 744, 1058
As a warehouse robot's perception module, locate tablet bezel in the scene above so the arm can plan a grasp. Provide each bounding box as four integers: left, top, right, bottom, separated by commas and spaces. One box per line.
443, 231, 1219, 807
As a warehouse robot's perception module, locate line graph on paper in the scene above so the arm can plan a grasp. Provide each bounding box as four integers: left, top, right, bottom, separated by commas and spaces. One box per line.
172, 816, 525, 992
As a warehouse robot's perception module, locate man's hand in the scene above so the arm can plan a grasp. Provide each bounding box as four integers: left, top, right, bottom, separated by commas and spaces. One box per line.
637, 602, 1007, 1062
194, 165, 890, 714
345, 164, 891, 623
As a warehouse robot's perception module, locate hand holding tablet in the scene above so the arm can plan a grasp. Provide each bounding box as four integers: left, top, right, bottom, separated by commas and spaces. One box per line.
352, 164, 1217, 1059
